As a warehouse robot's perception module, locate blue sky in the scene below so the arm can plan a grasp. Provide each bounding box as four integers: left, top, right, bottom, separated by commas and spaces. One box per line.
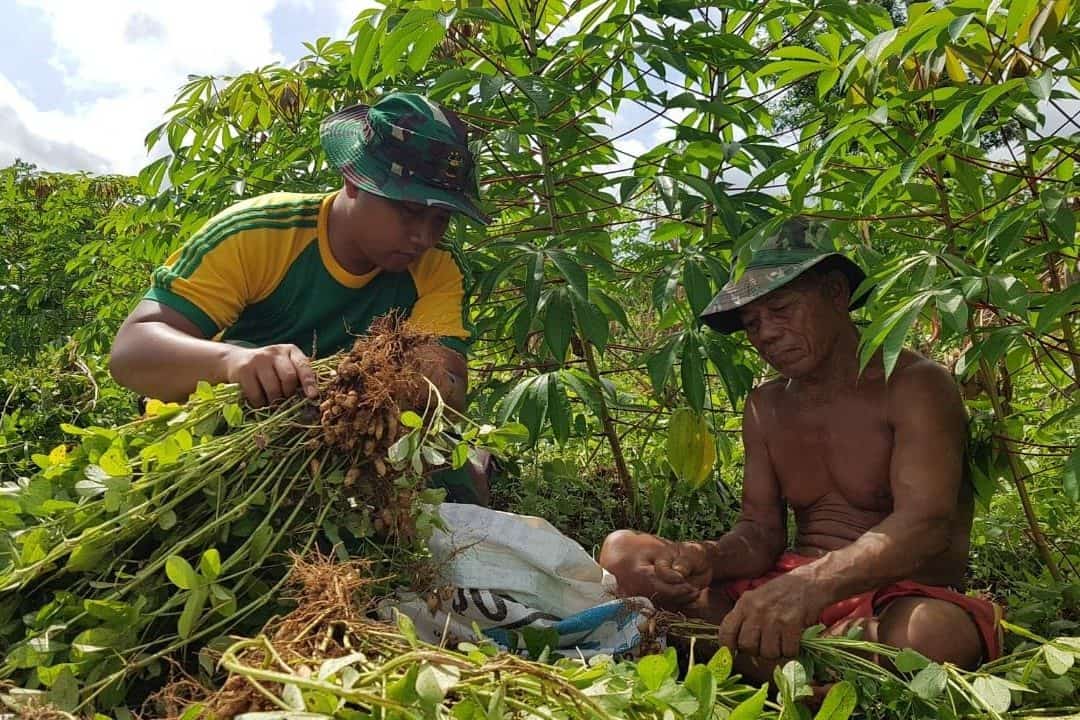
0, 0, 367, 174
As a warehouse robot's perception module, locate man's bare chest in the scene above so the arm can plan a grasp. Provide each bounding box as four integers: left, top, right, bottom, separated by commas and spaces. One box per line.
765, 400, 895, 512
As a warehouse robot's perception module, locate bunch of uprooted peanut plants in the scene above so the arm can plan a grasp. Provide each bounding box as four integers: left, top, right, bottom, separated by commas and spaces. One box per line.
0, 315, 508, 716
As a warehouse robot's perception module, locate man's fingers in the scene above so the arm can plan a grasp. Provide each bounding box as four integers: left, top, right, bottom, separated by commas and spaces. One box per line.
653, 560, 688, 585
719, 609, 742, 650
274, 354, 301, 399
255, 363, 284, 406
646, 573, 699, 605
737, 622, 762, 655
289, 347, 319, 399
781, 625, 801, 659
759, 627, 782, 660
238, 368, 267, 408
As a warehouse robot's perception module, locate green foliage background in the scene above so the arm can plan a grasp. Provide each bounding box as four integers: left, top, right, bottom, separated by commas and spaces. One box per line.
2, 0, 1080, 714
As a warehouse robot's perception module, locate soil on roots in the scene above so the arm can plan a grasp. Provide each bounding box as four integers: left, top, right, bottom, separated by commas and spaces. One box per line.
150, 550, 377, 720
316, 313, 447, 543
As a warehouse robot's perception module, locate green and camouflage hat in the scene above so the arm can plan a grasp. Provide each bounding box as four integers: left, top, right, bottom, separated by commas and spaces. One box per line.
320, 92, 490, 224
699, 217, 867, 334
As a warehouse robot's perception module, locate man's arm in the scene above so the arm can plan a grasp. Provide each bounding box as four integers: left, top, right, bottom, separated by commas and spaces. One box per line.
110, 300, 317, 406
790, 360, 967, 600
681, 387, 788, 582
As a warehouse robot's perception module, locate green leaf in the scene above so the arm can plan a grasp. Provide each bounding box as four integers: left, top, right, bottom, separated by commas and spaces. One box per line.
894, 648, 931, 672
166, 555, 199, 590
1063, 447, 1080, 502
972, 675, 1012, 714
47, 667, 79, 712
814, 680, 857, 720
401, 411, 423, 429
158, 509, 178, 530
524, 252, 544, 314
549, 251, 588, 301
680, 337, 706, 413
544, 289, 572, 362
936, 290, 968, 336
636, 654, 673, 691
1048, 207, 1076, 245
547, 376, 571, 445
199, 548, 222, 582
415, 663, 460, 704
396, 609, 418, 646
451, 443, 469, 470
177, 587, 207, 639
98, 444, 131, 477
520, 375, 551, 444
1026, 70, 1053, 101
222, 403, 243, 427
572, 294, 610, 353
729, 685, 768, 720
910, 662, 947, 699
1045, 643, 1075, 674
84, 599, 137, 627
646, 336, 682, 396
1035, 283, 1080, 335
683, 665, 716, 719
706, 646, 733, 682
864, 28, 899, 65
682, 261, 712, 315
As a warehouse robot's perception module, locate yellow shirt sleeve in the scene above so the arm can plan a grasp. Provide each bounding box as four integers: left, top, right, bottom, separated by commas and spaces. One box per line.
146, 200, 311, 337
407, 247, 470, 344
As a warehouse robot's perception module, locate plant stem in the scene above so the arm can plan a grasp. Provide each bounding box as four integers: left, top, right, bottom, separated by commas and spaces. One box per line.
978, 357, 1062, 581
537, 138, 637, 524
1042, 253, 1080, 391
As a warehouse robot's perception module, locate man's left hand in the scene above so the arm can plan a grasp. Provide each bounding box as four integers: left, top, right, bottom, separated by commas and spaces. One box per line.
413, 345, 468, 412
718, 573, 830, 660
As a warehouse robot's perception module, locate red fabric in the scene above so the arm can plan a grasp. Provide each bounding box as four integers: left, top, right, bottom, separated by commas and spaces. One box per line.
721, 553, 1003, 660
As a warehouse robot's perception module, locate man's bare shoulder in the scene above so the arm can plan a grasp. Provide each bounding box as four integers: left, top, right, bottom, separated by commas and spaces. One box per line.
743, 378, 787, 431
747, 377, 787, 407
884, 350, 966, 423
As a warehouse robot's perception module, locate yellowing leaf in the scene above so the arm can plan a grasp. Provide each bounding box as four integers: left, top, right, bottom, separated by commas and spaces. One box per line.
944, 49, 967, 83
666, 408, 717, 490
48, 444, 68, 465
145, 398, 181, 418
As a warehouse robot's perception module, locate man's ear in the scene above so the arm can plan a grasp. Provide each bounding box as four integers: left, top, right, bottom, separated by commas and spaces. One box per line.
343, 180, 360, 199
823, 270, 851, 311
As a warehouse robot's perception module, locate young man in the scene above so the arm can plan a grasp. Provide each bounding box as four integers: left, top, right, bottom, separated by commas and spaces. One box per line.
600, 219, 1001, 674
110, 92, 492, 502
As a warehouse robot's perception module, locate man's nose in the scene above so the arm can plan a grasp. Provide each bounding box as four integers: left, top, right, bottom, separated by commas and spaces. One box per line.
412, 216, 443, 249
757, 318, 783, 344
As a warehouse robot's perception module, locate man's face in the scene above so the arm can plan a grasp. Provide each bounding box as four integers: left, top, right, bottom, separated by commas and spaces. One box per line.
350, 189, 452, 272
737, 276, 845, 378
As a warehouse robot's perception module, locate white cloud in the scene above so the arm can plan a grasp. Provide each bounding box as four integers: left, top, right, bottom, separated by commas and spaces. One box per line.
3, 0, 307, 174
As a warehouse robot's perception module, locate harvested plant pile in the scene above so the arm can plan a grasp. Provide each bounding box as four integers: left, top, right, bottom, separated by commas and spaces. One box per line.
151, 555, 1080, 720
0, 315, 479, 716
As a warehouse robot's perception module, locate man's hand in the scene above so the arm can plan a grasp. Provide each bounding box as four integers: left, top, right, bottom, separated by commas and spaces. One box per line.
223, 344, 319, 407
600, 531, 713, 606
718, 572, 830, 660
413, 345, 468, 412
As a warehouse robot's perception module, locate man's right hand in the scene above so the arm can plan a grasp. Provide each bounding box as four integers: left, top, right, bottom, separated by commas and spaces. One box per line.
222, 343, 319, 407
599, 531, 714, 606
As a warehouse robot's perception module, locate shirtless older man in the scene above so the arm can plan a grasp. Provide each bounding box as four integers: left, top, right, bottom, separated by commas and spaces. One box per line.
600, 219, 1001, 672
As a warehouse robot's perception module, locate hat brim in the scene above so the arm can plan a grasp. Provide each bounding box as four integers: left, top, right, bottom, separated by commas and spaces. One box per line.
699, 254, 867, 334
341, 164, 491, 225
321, 104, 491, 226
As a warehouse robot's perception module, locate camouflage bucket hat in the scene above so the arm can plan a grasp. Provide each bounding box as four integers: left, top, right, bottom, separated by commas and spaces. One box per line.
320, 92, 490, 225
700, 217, 867, 334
